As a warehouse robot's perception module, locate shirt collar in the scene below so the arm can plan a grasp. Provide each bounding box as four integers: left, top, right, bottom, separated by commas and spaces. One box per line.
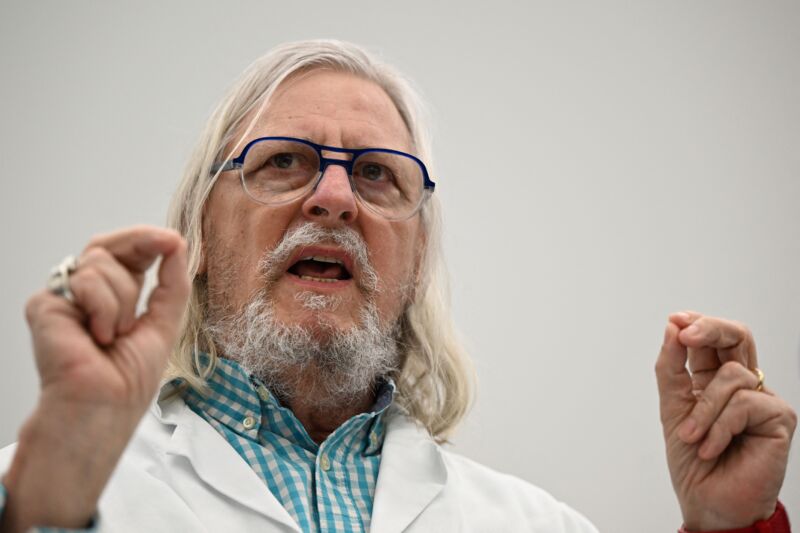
173, 355, 395, 455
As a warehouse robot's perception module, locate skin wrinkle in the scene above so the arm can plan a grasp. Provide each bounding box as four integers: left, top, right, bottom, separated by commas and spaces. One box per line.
205, 221, 403, 410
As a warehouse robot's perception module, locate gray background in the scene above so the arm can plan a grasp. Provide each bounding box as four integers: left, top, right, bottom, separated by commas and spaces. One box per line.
1, 1, 798, 531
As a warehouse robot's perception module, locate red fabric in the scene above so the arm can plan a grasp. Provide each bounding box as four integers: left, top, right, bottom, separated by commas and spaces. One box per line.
679, 501, 790, 533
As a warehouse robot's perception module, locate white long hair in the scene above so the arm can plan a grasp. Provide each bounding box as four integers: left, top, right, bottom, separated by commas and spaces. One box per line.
165, 39, 475, 441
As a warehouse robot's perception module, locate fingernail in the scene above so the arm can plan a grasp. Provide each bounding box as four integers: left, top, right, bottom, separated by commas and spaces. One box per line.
684, 324, 699, 336
679, 418, 696, 441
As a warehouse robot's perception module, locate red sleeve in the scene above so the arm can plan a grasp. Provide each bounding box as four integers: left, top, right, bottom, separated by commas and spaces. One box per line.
679, 501, 790, 533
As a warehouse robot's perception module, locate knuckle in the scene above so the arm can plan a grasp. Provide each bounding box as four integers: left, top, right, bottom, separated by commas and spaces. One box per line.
775, 425, 792, 442
733, 321, 752, 339
84, 231, 111, 251
24, 292, 48, 324
75, 277, 117, 316
718, 360, 744, 381
81, 245, 112, 264
71, 266, 100, 295
728, 388, 750, 409
783, 406, 798, 431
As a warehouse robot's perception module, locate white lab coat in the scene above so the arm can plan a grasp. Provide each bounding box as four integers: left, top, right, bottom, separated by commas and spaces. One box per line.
0, 394, 598, 532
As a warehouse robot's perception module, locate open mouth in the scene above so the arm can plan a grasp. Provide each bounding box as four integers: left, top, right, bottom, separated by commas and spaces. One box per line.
287, 255, 353, 283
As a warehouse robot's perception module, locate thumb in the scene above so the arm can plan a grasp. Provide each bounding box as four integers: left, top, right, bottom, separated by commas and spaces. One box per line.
139, 236, 190, 342
655, 322, 694, 431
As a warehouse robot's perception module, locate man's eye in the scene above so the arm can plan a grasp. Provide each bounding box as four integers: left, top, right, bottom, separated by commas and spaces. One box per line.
269, 153, 298, 169
361, 163, 388, 181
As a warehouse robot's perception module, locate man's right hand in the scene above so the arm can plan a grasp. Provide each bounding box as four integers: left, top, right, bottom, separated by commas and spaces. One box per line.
1, 226, 190, 533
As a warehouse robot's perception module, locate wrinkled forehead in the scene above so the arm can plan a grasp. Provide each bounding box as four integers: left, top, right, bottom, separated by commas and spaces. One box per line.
227, 69, 415, 157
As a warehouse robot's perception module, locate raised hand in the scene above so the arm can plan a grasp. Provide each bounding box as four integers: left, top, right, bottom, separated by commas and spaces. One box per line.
27, 226, 189, 409
1, 226, 190, 532
656, 311, 797, 530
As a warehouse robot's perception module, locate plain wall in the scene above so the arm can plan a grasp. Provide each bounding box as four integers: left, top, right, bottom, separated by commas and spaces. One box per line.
1, 1, 798, 531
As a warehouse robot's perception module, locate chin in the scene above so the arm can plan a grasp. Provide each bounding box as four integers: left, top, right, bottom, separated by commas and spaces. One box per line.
278, 306, 360, 336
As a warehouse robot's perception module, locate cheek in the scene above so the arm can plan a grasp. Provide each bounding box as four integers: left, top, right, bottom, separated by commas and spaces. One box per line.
204, 189, 298, 308
370, 225, 423, 291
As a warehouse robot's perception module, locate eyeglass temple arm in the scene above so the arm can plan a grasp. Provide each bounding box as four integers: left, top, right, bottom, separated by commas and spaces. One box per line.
210, 160, 240, 174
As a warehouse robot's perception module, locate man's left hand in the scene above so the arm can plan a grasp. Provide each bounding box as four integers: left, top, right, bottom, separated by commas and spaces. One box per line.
656, 311, 797, 530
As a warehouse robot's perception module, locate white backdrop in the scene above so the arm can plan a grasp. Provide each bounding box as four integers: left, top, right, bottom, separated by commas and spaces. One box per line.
1, 1, 798, 531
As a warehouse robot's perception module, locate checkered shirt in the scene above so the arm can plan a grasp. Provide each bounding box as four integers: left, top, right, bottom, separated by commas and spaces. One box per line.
177, 357, 394, 533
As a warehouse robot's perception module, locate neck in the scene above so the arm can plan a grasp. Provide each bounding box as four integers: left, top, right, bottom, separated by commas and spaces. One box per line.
274, 365, 377, 444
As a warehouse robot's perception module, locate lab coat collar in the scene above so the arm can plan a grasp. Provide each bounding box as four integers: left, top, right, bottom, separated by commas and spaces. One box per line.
370, 408, 451, 533
152, 393, 452, 532
154, 394, 301, 532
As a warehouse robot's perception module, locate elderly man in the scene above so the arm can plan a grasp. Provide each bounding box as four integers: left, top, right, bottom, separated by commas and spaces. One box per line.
0, 40, 795, 532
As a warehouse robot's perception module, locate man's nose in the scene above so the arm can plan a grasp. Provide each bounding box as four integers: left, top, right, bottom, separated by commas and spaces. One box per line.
301, 163, 358, 224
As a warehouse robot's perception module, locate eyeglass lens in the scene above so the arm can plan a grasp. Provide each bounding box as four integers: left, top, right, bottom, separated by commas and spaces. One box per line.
240, 139, 424, 219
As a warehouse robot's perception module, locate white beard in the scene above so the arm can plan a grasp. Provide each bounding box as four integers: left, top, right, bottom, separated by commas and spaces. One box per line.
205, 223, 403, 409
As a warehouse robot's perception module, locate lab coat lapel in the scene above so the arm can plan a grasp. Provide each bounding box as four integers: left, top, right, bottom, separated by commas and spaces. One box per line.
157, 397, 300, 532
370, 411, 450, 533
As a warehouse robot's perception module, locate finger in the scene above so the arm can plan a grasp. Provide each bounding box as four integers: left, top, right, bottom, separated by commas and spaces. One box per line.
678, 316, 758, 369
69, 266, 121, 346
691, 368, 774, 392
137, 236, 189, 341
25, 289, 84, 331
697, 390, 796, 460
669, 310, 702, 328
687, 346, 722, 380
669, 311, 725, 378
678, 361, 759, 444
690, 368, 717, 390
77, 247, 142, 335
655, 322, 695, 428
84, 226, 185, 274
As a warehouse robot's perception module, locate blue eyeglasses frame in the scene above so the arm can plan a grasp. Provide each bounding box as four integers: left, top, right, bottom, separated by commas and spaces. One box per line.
212, 136, 437, 193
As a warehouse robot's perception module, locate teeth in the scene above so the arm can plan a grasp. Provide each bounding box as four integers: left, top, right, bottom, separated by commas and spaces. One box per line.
302, 255, 344, 265
299, 275, 339, 283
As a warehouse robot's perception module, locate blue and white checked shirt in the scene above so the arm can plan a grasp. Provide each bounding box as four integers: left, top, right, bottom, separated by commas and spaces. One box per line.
176, 357, 395, 533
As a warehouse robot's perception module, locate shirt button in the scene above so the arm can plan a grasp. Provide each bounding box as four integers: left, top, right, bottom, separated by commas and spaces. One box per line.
370, 433, 379, 446
320, 453, 331, 471
257, 386, 270, 402
242, 416, 256, 430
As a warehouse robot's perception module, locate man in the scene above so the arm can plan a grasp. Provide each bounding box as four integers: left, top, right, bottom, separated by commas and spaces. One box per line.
0, 40, 795, 532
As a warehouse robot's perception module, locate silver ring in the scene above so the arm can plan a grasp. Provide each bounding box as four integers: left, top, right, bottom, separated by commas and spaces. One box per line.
46, 255, 79, 303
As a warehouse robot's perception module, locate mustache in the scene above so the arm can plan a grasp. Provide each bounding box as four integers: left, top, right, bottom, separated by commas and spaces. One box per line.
258, 222, 379, 294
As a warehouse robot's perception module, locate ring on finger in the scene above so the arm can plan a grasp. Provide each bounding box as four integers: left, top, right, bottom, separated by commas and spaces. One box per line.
752, 367, 765, 392
46, 255, 79, 303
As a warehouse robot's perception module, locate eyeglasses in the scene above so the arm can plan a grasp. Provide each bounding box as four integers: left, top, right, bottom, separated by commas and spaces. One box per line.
211, 136, 436, 220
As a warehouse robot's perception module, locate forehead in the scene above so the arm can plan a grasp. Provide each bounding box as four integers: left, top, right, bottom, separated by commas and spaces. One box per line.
247, 69, 413, 152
